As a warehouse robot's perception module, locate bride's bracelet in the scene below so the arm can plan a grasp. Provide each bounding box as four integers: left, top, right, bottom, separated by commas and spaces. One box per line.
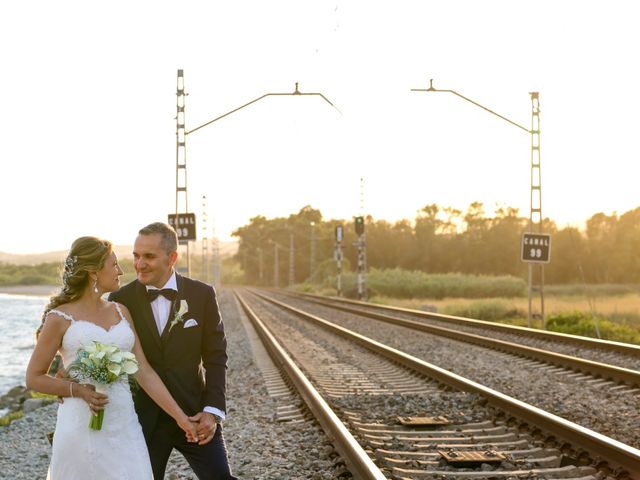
69, 382, 74, 398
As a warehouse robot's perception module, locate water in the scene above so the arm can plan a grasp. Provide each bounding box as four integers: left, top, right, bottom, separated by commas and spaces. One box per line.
0, 294, 48, 396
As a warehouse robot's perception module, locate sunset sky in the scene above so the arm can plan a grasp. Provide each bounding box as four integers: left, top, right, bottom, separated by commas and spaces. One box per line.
1, 1, 638, 254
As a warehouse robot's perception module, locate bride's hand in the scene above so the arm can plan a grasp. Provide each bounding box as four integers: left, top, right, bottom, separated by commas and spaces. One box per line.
177, 416, 199, 443
76, 384, 109, 415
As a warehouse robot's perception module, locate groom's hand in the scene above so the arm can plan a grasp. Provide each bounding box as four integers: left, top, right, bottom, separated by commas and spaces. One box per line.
188, 411, 218, 445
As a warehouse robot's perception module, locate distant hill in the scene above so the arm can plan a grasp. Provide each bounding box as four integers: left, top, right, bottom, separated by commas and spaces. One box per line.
0, 240, 238, 265
0, 250, 67, 265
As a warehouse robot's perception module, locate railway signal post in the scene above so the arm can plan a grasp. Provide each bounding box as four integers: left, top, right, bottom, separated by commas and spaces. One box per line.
355, 216, 367, 301
335, 225, 343, 296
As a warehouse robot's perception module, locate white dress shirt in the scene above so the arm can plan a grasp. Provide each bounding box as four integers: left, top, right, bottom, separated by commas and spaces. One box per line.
147, 274, 177, 335
146, 272, 225, 421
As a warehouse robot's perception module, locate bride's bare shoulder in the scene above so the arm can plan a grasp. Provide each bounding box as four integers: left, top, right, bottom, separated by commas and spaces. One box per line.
40, 309, 74, 336
111, 301, 133, 322
45, 307, 75, 323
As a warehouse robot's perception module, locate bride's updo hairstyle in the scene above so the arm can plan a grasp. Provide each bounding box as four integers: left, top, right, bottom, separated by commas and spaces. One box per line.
37, 236, 112, 335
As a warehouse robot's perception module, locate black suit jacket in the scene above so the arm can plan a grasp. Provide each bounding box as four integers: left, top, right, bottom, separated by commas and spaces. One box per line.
109, 275, 228, 437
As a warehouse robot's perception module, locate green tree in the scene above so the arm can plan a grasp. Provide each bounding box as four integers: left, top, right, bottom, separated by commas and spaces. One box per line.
609, 207, 640, 282
483, 205, 527, 276
414, 204, 444, 272
545, 226, 585, 284
584, 212, 618, 282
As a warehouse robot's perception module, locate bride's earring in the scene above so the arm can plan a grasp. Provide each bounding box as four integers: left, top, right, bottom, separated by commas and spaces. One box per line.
93, 278, 99, 294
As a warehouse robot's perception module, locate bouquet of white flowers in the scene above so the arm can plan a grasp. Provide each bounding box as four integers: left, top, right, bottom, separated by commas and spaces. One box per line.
67, 341, 139, 430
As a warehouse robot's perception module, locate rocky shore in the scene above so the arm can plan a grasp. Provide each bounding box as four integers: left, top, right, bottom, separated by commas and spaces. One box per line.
0, 385, 55, 421
0, 289, 341, 479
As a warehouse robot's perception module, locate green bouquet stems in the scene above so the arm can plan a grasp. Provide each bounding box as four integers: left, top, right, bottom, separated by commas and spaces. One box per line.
89, 409, 104, 430
89, 384, 108, 430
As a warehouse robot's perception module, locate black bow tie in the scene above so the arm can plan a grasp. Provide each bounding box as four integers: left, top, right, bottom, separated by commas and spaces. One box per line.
147, 288, 177, 302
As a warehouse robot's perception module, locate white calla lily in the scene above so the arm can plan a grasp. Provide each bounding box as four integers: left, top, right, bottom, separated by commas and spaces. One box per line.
168, 300, 190, 332
107, 363, 122, 376
93, 351, 106, 360
108, 352, 123, 363
177, 300, 188, 316
122, 361, 139, 375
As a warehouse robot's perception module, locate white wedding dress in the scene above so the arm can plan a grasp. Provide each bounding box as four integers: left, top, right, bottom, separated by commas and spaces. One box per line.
46, 303, 153, 480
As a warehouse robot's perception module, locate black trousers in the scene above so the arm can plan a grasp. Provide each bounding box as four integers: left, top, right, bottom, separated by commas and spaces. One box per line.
146, 412, 236, 480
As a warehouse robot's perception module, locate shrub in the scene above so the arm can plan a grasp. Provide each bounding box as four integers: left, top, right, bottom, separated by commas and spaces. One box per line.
442, 300, 523, 321
607, 311, 640, 328
545, 284, 640, 297
329, 269, 526, 299
0, 262, 60, 286
16, 274, 50, 285
30, 391, 58, 400
546, 311, 640, 344
219, 260, 245, 285
293, 283, 314, 293
0, 411, 23, 427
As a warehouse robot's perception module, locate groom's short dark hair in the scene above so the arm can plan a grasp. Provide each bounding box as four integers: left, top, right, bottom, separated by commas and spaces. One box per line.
139, 222, 178, 254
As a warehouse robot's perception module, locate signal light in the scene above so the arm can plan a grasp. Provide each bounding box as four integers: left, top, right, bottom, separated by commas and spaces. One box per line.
355, 216, 365, 236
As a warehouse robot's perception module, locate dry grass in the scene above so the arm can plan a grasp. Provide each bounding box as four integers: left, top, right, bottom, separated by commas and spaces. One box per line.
371, 293, 640, 330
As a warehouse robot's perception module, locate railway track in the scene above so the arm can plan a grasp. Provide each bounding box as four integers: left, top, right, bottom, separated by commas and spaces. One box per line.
291, 291, 640, 371
235, 288, 640, 479
263, 288, 640, 449
276, 290, 640, 392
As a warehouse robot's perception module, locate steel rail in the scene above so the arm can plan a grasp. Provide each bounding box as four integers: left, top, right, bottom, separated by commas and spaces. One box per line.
233, 290, 386, 480
293, 291, 640, 357
283, 291, 640, 387
250, 289, 640, 478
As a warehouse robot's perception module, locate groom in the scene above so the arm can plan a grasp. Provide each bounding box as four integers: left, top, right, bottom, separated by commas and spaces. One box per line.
109, 222, 235, 480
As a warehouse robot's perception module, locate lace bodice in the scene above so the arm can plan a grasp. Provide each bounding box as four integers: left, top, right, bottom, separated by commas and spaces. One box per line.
48, 303, 135, 370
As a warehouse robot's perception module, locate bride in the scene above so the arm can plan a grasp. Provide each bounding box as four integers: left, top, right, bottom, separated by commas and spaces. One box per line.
26, 236, 198, 479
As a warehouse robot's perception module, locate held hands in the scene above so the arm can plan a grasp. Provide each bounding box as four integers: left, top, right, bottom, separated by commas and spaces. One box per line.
188, 411, 218, 445
75, 384, 109, 416
177, 416, 199, 443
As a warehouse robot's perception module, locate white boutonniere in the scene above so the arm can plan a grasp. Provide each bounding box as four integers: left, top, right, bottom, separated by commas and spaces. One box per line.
168, 299, 189, 332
